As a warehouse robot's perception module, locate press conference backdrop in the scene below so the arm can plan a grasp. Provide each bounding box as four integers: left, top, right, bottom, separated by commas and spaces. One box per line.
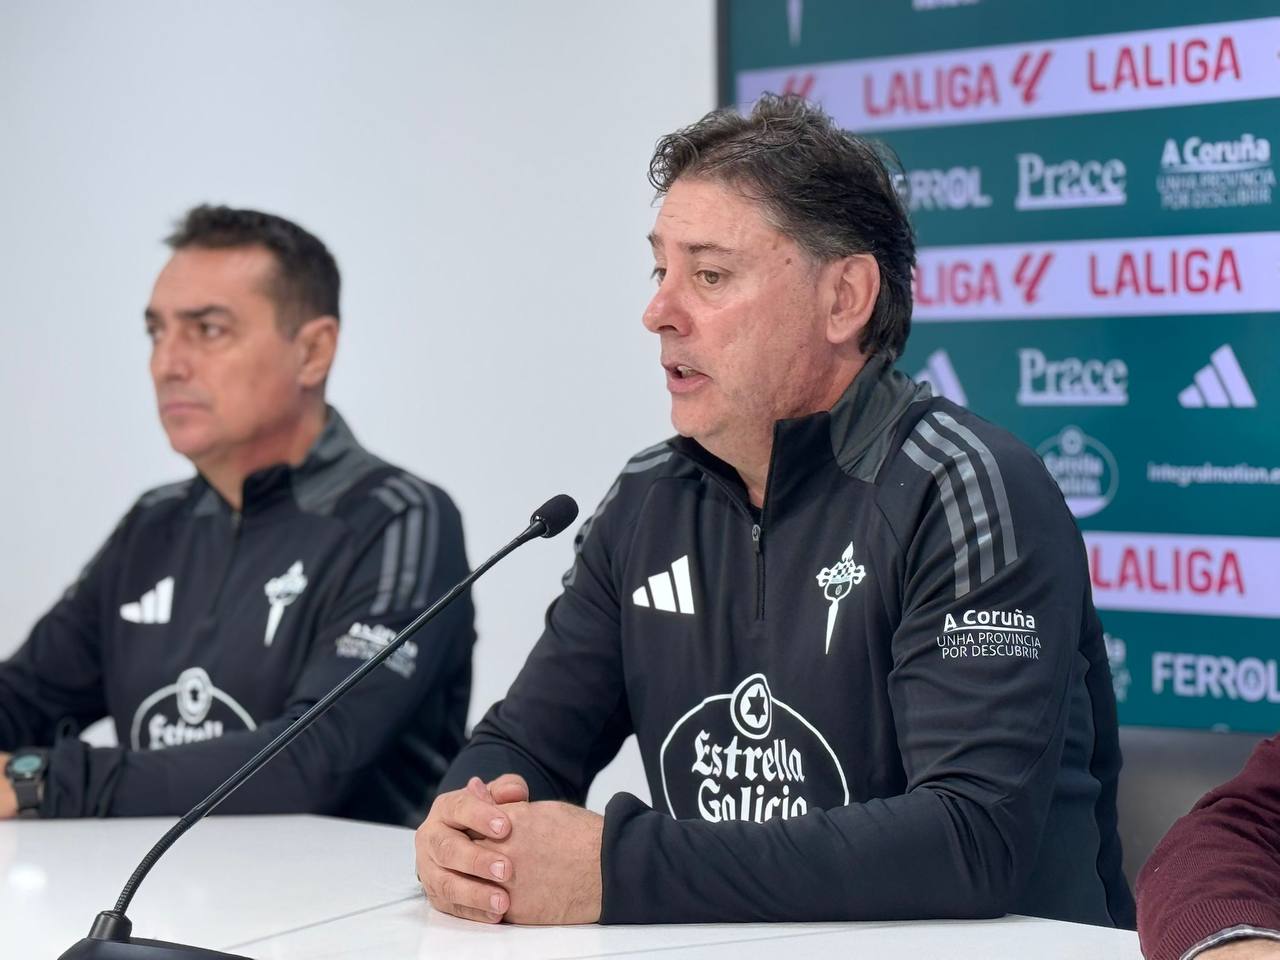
724, 1, 1279, 732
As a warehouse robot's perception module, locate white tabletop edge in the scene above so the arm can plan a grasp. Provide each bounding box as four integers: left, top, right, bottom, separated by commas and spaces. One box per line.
221, 893, 424, 953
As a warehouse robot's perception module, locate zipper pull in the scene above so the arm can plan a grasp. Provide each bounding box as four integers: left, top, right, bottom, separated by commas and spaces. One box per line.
230, 510, 242, 532
751, 523, 762, 552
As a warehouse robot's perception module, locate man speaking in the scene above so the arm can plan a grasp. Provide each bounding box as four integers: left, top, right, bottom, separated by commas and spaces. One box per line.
0, 206, 474, 826
415, 95, 1134, 927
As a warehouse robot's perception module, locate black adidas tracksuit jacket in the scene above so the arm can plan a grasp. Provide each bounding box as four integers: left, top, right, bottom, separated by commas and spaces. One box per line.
0, 410, 474, 826
444, 355, 1135, 927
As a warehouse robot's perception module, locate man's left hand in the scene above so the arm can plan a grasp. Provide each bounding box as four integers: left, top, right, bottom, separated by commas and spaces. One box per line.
476, 800, 604, 924
0, 753, 15, 820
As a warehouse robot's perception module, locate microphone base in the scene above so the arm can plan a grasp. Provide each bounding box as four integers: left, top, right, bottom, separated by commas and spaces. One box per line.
59, 936, 252, 959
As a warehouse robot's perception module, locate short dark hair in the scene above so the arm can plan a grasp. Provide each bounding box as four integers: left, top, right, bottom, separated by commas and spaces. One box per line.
648, 94, 916, 360
165, 205, 341, 335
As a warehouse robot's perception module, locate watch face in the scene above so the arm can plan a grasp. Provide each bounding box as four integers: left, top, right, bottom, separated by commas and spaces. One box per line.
10, 754, 43, 778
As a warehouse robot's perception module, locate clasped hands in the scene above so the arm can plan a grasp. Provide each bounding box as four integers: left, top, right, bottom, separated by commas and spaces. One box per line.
414, 774, 604, 924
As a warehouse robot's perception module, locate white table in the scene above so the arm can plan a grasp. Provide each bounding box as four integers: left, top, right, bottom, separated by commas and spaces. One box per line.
1, 815, 1143, 959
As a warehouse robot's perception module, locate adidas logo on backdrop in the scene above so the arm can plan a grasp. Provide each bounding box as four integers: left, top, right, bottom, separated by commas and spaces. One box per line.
1178, 344, 1256, 408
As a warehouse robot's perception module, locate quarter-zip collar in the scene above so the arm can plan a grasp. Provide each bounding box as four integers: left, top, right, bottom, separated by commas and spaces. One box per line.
670, 354, 932, 516
188, 407, 381, 519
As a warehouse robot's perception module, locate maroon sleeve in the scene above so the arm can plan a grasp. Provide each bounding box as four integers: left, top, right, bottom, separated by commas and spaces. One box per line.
1137, 734, 1280, 960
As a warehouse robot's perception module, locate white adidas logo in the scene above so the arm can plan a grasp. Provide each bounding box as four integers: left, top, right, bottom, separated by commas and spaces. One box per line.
1178, 344, 1257, 409
120, 576, 174, 624
914, 349, 968, 406
632, 555, 696, 615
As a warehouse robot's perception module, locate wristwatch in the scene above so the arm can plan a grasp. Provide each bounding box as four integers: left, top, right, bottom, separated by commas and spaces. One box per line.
5, 748, 49, 818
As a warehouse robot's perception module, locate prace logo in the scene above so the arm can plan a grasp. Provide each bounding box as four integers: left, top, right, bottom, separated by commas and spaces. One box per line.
1017, 349, 1129, 407
1015, 153, 1127, 211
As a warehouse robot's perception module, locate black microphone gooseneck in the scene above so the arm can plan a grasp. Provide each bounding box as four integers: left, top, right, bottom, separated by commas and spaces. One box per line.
60, 494, 579, 960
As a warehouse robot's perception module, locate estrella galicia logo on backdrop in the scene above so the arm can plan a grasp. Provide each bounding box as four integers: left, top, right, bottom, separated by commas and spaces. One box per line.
1037, 426, 1119, 518
129, 667, 257, 750
659, 673, 849, 824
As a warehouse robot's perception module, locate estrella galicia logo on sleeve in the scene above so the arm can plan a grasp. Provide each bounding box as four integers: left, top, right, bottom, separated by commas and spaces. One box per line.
129, 667, 257, 750
659, 673, 849, 824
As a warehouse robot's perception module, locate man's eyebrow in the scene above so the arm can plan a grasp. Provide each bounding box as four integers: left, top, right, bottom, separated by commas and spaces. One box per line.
143, 305, 236, 323
177, 305, 236, 321
646, 232, 739, 258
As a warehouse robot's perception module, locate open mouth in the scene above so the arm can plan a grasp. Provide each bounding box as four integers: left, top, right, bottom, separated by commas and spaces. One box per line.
664, 361, 709, 392
665, 359, 707, 378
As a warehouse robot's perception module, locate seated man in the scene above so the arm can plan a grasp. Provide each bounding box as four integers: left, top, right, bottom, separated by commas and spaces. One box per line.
1138, 734, 1280, 960
0, 206, 474, 827
414, 95, 1135, 926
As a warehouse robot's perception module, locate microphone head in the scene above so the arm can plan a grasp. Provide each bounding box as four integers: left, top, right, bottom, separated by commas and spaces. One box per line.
531, 494, 579, 538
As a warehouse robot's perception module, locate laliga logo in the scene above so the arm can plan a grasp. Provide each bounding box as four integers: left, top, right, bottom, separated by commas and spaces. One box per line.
782, 72, 816, 99
815, 543, 865, 654
1011, 50, 1053, 104
862, 48, 1051, 118
914, 251, 1053, 308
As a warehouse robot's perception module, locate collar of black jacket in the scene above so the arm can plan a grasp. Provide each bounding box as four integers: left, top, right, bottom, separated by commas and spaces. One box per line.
670, 353, 932, 513
192, 406, 384, 518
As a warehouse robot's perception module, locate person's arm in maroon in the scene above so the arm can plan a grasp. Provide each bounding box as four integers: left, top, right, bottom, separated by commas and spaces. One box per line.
1137, 734, 1280, 960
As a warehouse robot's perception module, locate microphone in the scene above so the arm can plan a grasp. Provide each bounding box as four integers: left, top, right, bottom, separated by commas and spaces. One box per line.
529, 493, 578, 539
59, 494, 580, 960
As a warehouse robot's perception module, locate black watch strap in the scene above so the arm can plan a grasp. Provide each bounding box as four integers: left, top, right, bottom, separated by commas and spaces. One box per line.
13, 776, 43, 818
6, 748, 49, 818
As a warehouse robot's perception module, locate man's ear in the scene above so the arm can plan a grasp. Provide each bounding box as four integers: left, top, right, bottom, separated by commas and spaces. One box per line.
826, 253, 880, 348
295, 316, 339, 389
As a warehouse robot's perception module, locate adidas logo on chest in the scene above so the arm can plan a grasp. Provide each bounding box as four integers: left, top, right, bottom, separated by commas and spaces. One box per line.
120, 576, 174, 624
632, 555, 696, 615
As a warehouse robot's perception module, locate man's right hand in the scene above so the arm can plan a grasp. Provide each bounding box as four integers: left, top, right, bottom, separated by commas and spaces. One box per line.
415, 774, 529, 923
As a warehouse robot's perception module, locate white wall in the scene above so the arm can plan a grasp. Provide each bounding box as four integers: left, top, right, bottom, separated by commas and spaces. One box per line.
0, 0, 715, 809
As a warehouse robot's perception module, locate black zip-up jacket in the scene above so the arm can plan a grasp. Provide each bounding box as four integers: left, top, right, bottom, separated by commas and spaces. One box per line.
0, 410, 474, 827
444, 356, 1135, 927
